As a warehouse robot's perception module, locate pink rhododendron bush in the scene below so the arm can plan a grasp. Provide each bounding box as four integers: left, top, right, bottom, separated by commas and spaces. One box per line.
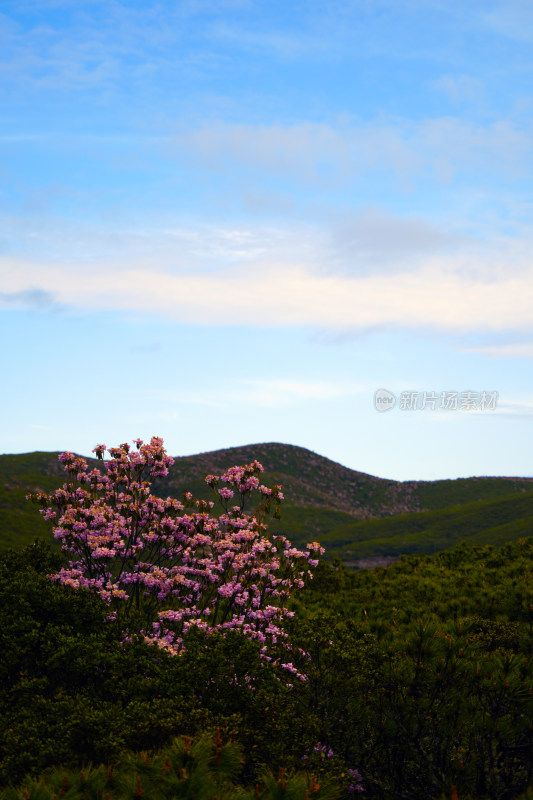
28, 437, 324, 679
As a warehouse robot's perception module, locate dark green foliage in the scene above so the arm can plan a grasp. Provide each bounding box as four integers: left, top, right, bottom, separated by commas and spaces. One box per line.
0, 542, 326, 789
416, 476, 533, 511
291, 539, 533, 799
0, 541, 220, 782
2, 537, 533, 798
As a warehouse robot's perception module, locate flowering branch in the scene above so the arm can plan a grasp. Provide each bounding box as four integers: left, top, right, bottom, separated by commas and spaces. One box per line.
28, 437, 324, 678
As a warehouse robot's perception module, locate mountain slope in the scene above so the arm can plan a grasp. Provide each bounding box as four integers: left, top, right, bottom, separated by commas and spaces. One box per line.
1, 443, 532, 560
150, 442, 422, 517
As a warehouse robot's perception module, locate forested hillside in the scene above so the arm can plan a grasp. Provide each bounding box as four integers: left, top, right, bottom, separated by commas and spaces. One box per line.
1, 444, 532, 559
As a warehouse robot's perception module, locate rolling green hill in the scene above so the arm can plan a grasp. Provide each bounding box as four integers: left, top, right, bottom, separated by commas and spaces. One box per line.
1, 443, 532, 561
321, 490, 533, 561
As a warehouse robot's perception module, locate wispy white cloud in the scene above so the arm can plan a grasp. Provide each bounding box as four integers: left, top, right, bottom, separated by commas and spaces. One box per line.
228, 378, 357, 408
207, 21, 326, 60
482, 0, 533, 44
461, 342, 533, 358
143, 377, 364, 411
3, 204, 530, 280
431, 74, 485, 105
0, 10, 122, 92
177, 117, 533, 189
327, 207, 472, 273
1, 116, 530, 226
0, 1, 257, 96
491, 400, 533, 419
0, 215, 323, 270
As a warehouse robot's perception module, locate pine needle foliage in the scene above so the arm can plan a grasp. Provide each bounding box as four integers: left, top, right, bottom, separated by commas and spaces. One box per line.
0, 733, 338, 800
289, 538, 533, 798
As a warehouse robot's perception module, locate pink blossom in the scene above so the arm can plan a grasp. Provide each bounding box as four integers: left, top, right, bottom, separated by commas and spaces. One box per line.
27, 436, 323, 679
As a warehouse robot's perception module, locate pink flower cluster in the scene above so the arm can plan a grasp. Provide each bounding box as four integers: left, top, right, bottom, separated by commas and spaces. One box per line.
28, 437, 323, 677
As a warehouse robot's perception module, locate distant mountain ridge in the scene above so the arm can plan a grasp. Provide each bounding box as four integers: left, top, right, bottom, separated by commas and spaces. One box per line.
1, 442, 532, 560
150, 442, 422, 519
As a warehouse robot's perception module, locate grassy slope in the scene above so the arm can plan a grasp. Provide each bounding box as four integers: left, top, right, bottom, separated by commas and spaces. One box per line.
0, 452, 72, 550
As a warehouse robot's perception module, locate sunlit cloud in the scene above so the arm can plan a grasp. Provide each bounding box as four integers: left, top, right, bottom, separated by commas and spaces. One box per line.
2, 248, 532, 333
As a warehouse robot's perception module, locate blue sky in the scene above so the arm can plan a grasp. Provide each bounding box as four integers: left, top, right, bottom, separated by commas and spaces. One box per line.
1, 0, 532, 481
